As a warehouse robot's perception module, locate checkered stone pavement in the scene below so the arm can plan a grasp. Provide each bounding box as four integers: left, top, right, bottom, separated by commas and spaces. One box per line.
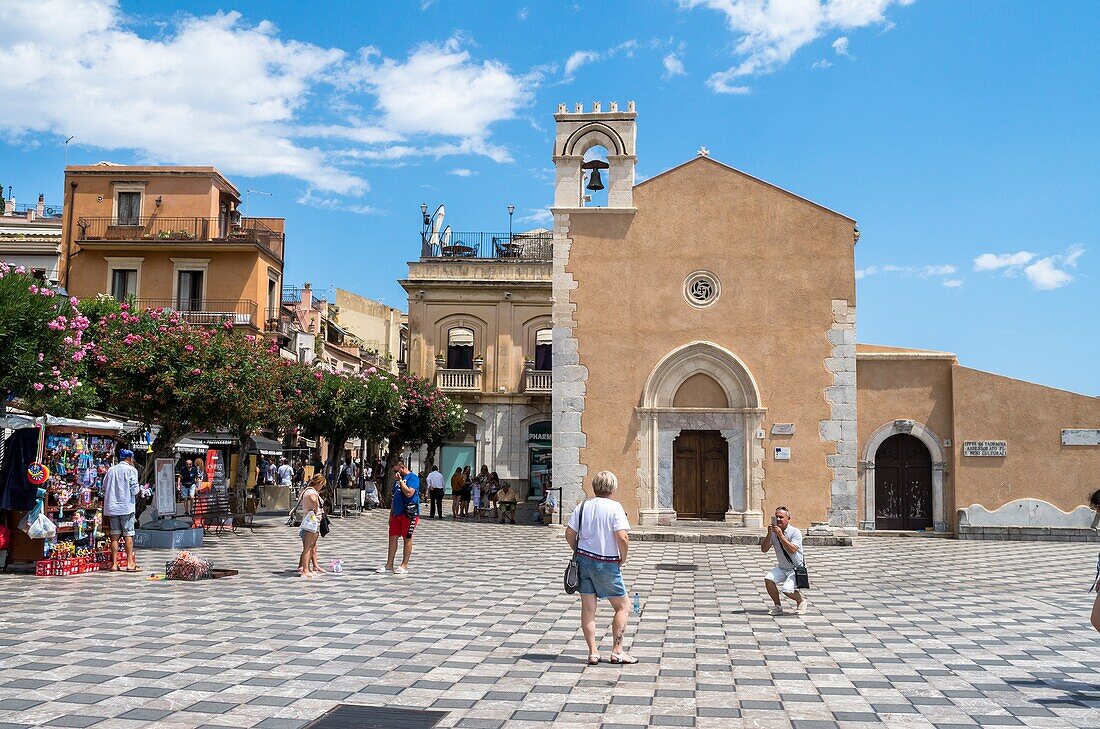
1, 512, 1098, 728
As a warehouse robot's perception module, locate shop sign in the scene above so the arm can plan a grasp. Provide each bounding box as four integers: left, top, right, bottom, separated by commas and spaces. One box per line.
962, 440, 1007, 457
1061, 429, 1100, 446
774, 447, 791, 461
771, 423, 795, 435
155, 458, 176, 517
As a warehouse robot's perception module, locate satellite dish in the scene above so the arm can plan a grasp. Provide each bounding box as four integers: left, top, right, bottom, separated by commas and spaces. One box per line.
428, 204, 445, 246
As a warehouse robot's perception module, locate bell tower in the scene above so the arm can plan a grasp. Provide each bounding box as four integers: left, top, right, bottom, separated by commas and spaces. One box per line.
553, 101, 637, 209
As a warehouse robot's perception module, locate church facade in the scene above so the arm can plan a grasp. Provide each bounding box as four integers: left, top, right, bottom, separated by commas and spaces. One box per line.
551, 103, 1099, 539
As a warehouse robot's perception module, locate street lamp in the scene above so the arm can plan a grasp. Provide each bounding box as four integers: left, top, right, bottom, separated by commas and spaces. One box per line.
507, 204, 515, 242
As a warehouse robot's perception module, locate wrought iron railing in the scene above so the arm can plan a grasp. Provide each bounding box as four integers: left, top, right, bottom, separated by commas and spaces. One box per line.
1, 202, 63, 218
524, 369, 551, 394
435, 368, 482, 392
421, 231, 552, 261
76, 216, 284, 258
133, 298, 258, 328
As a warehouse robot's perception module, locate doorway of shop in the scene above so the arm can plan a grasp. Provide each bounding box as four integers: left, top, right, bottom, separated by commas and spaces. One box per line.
672, 430, 729, 520
440, 445, 475, 496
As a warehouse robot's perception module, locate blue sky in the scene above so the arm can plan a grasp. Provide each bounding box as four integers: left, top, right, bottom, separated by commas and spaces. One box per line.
1, 1, 1096, 394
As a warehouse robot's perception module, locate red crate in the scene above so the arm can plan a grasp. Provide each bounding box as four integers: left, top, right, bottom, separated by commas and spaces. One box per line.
35, 560, 52, 576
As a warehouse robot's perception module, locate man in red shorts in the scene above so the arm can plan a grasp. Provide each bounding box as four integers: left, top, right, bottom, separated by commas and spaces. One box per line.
377, 460, 420, 575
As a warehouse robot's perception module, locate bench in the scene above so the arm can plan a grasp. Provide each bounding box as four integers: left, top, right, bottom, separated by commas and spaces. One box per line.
192, 489, 255, 535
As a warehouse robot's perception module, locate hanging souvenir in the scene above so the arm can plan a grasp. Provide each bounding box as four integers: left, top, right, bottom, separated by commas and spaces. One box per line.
26, 462, 50, 485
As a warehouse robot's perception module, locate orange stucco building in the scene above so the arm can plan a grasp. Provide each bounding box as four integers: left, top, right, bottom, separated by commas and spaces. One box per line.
552, 103, 1099, 540
60, 164, 285, 333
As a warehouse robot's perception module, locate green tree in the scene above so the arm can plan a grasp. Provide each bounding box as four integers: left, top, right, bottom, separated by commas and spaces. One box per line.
0, 263, 96, 416
382, 374, 466, 489
298, 368, 401, 488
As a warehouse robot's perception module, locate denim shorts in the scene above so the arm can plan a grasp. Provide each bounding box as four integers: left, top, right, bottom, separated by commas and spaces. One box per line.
577, 554, 626, 598
107, 513, 136, 537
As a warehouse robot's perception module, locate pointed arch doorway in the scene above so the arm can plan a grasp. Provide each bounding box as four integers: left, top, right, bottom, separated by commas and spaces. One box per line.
873, 434, 933, 530
637, 341, 766, 527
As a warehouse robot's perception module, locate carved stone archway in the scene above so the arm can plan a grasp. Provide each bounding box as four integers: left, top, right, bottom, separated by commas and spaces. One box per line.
859, 419, 950, 533
636, 342, 766, 526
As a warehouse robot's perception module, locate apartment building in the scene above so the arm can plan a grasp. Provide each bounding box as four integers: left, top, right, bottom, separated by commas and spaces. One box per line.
0, 193, 63, 281
60, 164, 285, 333
402, 223, 553, 499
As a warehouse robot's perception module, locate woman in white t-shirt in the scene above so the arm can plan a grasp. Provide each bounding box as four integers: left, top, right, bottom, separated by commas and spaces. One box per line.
566, 470, 636, 666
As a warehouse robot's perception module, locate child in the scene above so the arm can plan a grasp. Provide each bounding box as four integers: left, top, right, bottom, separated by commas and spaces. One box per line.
471, 480, 482, 519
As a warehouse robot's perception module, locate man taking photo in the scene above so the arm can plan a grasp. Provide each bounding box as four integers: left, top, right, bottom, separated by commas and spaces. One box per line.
760, 505, 808, 615
377, 460, 420, 575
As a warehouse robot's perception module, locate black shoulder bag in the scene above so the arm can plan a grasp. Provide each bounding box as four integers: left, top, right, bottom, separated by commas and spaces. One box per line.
778, 532, 810, 590
564, 502, 586, 594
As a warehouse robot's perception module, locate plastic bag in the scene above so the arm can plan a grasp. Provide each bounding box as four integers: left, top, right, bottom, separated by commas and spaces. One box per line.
26, 512, 57, 540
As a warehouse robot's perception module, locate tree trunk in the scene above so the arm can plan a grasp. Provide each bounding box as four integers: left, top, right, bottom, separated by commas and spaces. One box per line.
235, 428, 252, 507
425, 440, 440, 473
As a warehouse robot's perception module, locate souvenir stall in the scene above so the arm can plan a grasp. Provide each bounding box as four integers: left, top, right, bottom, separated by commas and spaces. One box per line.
0, 413, 130, 574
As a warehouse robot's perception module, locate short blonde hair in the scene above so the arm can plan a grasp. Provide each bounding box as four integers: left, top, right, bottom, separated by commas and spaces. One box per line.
591, 470, 618, 496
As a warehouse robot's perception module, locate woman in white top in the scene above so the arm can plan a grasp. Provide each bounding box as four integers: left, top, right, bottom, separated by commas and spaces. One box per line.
295, 474, 325, 577
565, 470, 637, 666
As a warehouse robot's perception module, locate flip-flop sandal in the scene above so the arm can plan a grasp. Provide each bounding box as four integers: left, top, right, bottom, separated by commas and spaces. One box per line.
587, 654, 601, 665
126, 566, 140, 572
609, 654, 639, 665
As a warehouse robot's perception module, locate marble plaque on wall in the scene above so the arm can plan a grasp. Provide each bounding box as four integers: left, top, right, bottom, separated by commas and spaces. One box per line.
962, 440, 1007, 457
1061, 429, 1100, 446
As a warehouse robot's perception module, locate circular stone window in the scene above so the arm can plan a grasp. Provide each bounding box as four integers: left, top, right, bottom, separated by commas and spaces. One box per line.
684, 271, 720, 308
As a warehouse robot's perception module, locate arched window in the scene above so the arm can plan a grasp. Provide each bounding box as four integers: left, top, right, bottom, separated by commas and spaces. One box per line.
447, 327, 474, 369
534, 328, 552, 371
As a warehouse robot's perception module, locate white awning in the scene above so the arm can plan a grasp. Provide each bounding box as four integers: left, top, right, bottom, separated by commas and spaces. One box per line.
536, 328, 552, 345
448, 327, 474, 346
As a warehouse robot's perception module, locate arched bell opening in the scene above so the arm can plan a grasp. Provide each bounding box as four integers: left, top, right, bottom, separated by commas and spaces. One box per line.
581, 146, 609, 208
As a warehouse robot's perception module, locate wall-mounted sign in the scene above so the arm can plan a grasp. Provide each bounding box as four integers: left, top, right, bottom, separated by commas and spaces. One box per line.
774, 447, 791, 461
771, 423, 795, 436
1062, 429, 1100, 446
962, 440, 1007, 457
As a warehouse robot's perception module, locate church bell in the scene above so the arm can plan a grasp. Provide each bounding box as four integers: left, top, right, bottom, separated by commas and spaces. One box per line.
581, 159, 610, 192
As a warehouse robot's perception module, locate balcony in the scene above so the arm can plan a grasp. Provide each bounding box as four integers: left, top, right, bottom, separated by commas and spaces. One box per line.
133, 298, 258, 329
435, 368, 483, 393
76, 216, 284, 259
421, 231, 552, 261
524, 369, 551, 394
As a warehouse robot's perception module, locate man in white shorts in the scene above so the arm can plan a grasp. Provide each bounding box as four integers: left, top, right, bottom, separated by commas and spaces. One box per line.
760, 505, 808, 615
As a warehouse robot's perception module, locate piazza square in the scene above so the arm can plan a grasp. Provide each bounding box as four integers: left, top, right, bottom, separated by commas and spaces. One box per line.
1, 513, 1099, 729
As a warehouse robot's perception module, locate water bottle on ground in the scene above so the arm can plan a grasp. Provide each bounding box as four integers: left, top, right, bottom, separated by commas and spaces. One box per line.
632, 591, 641, 614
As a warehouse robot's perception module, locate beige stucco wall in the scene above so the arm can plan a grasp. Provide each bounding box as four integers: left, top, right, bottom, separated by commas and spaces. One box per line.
334, 288, 403, 371
856, 354, 955, 525
952, 366, 1100, 513
61, 167, 283, 330
567, 157, 856, 523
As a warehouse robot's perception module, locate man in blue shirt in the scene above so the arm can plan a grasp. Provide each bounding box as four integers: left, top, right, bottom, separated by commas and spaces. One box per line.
377, 459, 420, 575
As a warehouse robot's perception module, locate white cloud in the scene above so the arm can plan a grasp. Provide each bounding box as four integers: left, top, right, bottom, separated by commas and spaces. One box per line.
812, 58, 833, 69
858, 262, 961, 286
518, 208, 553, 226
562, 40, 639, 81
663, 52, 687, 78
973, 251, 1035, 271
0, 3, 535, 198
974, 245, 1083, 290
448, 168, 476, 177
832, 36, 852, 57
348, 37, 532, 142
296, 189, 383, 215
679, 0, 914, 92
517, 6, 530, 20
922, 264, 956, 276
